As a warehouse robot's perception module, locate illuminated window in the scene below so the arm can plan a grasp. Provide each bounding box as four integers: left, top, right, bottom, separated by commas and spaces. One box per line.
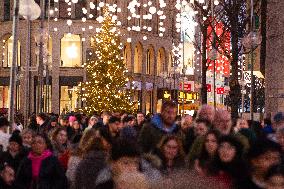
60, 34, 82, 67
134, 43, 143, 73
60, 86, 79, 113
2, 36, 21, 67
0, 86, 20, 110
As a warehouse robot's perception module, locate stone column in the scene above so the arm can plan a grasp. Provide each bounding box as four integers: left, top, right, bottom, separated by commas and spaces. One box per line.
141, 48, 147, 113
51, 34, 62, 114
265, 0, 284, 116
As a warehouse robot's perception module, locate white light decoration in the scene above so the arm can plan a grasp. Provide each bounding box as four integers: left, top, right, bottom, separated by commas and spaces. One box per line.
149, 6, 156, 14
65, 0, 69, 3
127, 38, 132, 43
89, 26, 93, 29
19, 0, 41, 20
89, 14, 93, 18
90, 2, 96, 9
72, 0, 78, 3
214, 0, 219, 5
82, 8, 87, 14
82, 17, 86, 22
97, 16, 104, 23
117, 8, 121, 12
143, 36, 147, 40
117, 21, 122, 26
99, 2, 105, 7
82, 28, 85, 31
148, 1, 152, 6
67, 19, 72, 26
54, 28, 58, 31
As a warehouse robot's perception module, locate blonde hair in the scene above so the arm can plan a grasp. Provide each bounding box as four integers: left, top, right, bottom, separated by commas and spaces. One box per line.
74, 129, 104, 157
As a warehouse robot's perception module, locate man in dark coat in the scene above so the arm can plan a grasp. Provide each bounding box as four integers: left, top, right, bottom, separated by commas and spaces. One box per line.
0, 164, 15, 189
36, 113, 49, 134
138, 101, 179, 153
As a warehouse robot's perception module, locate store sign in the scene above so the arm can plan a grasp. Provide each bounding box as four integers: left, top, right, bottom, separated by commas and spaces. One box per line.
178, 92, 199, 101
207, 84, 212, 92
179, 82, 193, 91
163, 91, 171, 99
217, 87, 224, 94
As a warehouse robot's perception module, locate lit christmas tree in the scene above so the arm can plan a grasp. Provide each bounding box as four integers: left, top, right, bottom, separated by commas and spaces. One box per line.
80, 8, 135, 114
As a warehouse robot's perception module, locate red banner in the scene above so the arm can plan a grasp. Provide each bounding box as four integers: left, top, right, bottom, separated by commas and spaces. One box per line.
217, 87, 224, 94
207, 84, 211, 92
179, 82, 192, 91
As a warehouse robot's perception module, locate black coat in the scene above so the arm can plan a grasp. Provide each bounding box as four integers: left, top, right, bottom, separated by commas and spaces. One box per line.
15, 155, 68, 189
0, 177, 14, 189
0, 148, 28, 172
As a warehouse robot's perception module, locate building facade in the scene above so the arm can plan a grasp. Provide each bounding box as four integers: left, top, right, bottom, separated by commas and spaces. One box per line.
0, 0, 188, 116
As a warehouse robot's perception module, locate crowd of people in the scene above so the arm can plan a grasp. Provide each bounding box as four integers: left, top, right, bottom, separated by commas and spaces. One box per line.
0, 101, 283, 189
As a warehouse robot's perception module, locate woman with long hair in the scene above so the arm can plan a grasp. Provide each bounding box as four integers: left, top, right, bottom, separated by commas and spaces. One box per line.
194, 130, 221, 175
15, 134, 67, 189
155, 135, 186, 175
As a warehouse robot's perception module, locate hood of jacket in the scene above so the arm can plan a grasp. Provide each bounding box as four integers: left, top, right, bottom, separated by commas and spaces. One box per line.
151, 114, 178, 134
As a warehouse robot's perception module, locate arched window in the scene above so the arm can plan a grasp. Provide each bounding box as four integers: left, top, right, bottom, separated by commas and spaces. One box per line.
60, 34, 82, 67
146, 46, 154, 75
134, 42, 143, 73
123, 43, 132, 71
2, 36, 21, 67
157, 47, 166, 76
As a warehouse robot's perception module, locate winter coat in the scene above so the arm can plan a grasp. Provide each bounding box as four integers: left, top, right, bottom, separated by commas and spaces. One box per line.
66, 155, 82, 189
138, 114, 180, 153
15, 154, 68, 189
0, 148, 28, 172
0, 177, 14, 189
74, 150, 110, 189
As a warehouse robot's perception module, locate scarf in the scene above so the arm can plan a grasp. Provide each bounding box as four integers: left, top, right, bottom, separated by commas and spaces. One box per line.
28, 150, 52, 180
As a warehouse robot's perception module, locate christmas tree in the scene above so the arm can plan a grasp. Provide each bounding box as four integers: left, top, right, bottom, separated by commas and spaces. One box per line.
80, 8, 135, 114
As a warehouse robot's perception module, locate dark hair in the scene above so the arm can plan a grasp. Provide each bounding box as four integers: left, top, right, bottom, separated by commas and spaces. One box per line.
197, 130, 221, 168
161, 100, 177, 111
37, 113, 47, 121
108, 116, 121, 124
195, 118, 213, 129
0, 117, 9, 128
247, 139, 282, 161
122, 115, 135, 123
265, 164, 284, 180
111, 139, 140, 161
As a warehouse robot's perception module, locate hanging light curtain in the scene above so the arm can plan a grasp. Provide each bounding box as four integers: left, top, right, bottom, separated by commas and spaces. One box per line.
19, 0, 41, 20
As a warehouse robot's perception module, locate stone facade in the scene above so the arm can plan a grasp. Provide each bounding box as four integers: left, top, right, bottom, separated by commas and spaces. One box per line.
0, 0, 179, 115
265, 0, 284, 116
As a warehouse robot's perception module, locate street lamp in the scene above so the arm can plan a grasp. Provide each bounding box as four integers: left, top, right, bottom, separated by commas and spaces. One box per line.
19, 0, 41, 126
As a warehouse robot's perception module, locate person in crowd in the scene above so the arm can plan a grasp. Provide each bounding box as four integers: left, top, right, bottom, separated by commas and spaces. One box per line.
47, 115, 59, 131
67, 128, 107, 189
0, 164, 15, 188
74, 134, 114, 189
109, 139, 141, 180
36, 113, 49, 134
194, 118, 212, 137
154, 135, 185, 175
268, 112, 284, 142
194, 130, 221, 173
177, 115, 195, 154
235, 118, 257, 145
122, 115, 136, 128
240, 139, 283, 189
13, 116, 23, 132
0, 132, 28, 172
21, 129, 34, 149
0, 117, 10, 152
59, 115, 69, 127
276, 127, 284, 151
115, 172, 150, 189
206, 135, 249, 189
139, 101, 179, 153
101, 111, 111, 126
265, 164, 284, 189
262, 118, 273, 135
28, 114, 38, 132
84, 115, 99, 132
15, 134, 67, 189
107, 116, 121, 140
197, 104, 215, 124
135, 112, 145, 133
51, 127, 70, 171
120, 115, 138, 141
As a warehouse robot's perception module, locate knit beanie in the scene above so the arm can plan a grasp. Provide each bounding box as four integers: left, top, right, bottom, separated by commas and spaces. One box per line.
9, 133, 23, 146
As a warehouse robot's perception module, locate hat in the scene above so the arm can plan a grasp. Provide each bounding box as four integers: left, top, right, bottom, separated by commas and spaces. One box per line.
69, 116, 77, 123
9, 133, 23, 146
274, 112, 284, 123
98, 127, 113, 145
50, 116, 57, 122
0, 117, 9, 128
